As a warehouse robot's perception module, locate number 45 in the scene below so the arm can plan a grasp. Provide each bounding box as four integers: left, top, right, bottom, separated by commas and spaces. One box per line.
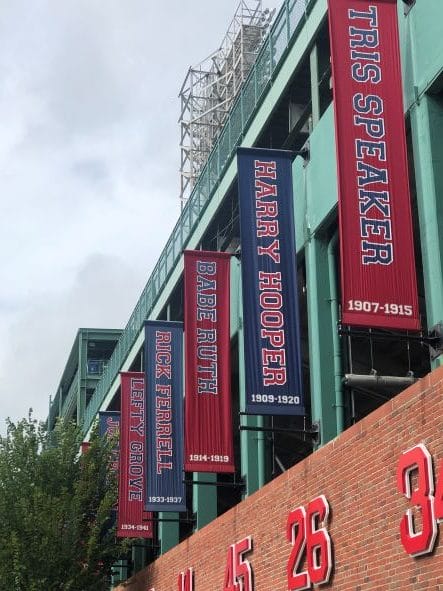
223, 536, 253, 591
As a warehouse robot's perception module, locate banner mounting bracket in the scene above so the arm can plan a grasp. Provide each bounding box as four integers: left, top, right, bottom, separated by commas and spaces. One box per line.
339, 323, 443, 361
183, 478, 245, 489
239, 422, 320, 445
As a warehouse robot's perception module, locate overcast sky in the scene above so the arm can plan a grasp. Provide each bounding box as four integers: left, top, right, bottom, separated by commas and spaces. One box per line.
0, 0, 282, 433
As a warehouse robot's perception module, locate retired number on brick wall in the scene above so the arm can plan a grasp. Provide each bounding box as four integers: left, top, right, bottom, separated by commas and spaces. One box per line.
286, 495, 333, 590
397, 444, 443, 557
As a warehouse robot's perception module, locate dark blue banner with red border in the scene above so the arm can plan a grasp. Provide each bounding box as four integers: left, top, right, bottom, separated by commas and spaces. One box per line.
237, 147, 304, 416
144, 320, 186, 512
98, 411, 120, 473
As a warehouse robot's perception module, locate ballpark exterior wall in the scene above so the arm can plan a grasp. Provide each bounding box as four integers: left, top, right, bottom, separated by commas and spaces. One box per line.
117, 365, 443, 591
46, 0, 443, 578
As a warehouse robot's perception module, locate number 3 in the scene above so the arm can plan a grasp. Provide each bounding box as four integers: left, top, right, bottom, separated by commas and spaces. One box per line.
397, 444, 437, 556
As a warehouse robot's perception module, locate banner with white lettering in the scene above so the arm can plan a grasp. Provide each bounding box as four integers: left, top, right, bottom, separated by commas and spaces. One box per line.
237, 147, 304, 416
184, 250, 234, 473
117, 372, 153, 538
98, 411, 120, 530
328, 0, 420, 330
98, 411, 120, 474
145, 321, 186, 512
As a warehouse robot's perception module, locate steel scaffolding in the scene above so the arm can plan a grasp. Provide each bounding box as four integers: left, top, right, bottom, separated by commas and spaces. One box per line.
179, 1, 274, 207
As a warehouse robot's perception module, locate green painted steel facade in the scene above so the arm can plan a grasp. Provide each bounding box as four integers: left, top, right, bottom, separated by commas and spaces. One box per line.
48, 328, 122, 430
49, 0, 443, 575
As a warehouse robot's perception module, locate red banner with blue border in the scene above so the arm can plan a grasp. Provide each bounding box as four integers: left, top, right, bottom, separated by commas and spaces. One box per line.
184, 250, 234, 473
328, 0, 420, 330
237, 147, 304, 416
117, 372, 153, 538
145, 321, 186, 512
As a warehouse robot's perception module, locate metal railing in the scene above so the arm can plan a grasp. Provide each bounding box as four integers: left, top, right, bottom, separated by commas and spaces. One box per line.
78, 0, 314, 434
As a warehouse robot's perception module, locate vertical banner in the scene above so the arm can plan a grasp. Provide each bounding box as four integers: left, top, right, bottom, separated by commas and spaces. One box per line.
117, 372, 153, 538
80, 442, 90, 455
237, 147, 304, 416
145, 321, 186, 512
328, 0, 420, 330
98, 411, 120, 531
98, 411, 120, 473
183, 250, 234, 473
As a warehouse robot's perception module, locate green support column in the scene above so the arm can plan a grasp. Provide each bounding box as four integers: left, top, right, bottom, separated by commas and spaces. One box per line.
233, 258, 266, 496
410, 94, 443, 367
132, 543, 146, 575
111, 559, 129, 587
239, 325, 265, 496
193, 472, 217, 530
310, 43, 320, 128
305, 234, 339, 444
77, 332, 88, 424
158, 514, 179, 554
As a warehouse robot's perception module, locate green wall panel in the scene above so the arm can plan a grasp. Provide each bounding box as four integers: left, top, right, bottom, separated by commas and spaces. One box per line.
305, 104, 338, 234
409, 1, 443, 97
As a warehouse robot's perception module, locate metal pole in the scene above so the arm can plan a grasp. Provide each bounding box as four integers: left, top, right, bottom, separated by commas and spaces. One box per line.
327, 233, 345, 433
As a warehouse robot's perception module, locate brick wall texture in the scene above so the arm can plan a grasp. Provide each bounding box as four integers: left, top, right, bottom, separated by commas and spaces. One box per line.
116, 365, 443, 591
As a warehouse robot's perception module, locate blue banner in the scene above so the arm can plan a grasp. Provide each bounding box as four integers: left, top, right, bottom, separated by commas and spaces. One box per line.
144, 320, 186, 512
98, 411, 120, 473
98, 410, 120, 529
98, 411, 120, 437
237, 147, 304, 415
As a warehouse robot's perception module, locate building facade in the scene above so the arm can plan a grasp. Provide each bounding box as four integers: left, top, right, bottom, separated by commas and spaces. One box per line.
48, 328, 122, 428
48, 0, 443, 586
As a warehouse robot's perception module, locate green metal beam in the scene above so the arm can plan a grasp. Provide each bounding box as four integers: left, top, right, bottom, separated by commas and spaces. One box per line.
193, 473, 217, 530
111, 559, 129, 588
234, 258, 266, 496
305, 234, 339, 444
310, 43, 320, 128
131, 544, 146, 575
410, 93, 443, 366
77, 332, 88, 424
158, 513, 180, 554
327, 233, 344, 433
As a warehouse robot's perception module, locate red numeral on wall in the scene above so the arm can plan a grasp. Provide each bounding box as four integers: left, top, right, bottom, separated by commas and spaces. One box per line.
223, 536, 253, 591
397, 444, 437, 556
286, 495, 332, 590
434, 460, 443, 522
223, 545, 239, 591
306, 496, 333, 585
287, 506, 309, 590
178, 568, 193, 591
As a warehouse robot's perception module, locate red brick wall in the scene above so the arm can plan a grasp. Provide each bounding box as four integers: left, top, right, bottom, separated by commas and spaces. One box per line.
116, 366, 443, 591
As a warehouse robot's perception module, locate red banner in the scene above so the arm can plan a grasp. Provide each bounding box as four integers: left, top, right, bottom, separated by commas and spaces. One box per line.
328, 0, 420, 330
184, 250, 234, 473
117, 372, 153, 538
80, 442, 90, 455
